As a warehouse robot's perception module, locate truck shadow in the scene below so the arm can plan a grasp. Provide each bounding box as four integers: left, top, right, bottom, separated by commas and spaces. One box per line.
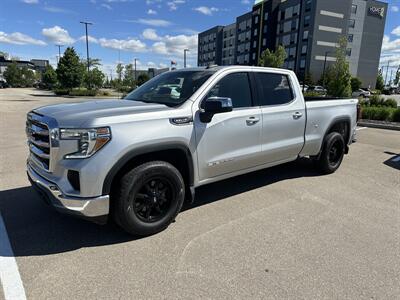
383, 151, 400, 171
0, 158, 320, 257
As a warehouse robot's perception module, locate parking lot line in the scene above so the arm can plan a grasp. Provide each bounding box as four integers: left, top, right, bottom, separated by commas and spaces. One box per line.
356, 127, 367, 131
0, 214, 26, 300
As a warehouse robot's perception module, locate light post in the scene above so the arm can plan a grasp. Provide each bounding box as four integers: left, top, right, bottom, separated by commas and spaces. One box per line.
80, 21, 93, 88
55, 44, 63, 64
322, 51, 331, 89
134, 58, 137, 85
184, 49, 189, 68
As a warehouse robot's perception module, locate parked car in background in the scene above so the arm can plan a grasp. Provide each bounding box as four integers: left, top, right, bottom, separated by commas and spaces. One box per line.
352, 88, 371, 98
309, 85, 327, 94
0, 80, 8, 88
300, 84, 309, 92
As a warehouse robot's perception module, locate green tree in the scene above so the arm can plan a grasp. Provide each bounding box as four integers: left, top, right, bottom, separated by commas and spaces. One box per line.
20, 67, 36, 87
350, 77, 362, 92
137, 73, 150, 86
123, 64, 135, 87
375, 69, 384, 91
42, 65, 57, 89
3, 62, 22, 87
56, 47, 85, 90
116, 63, 124, 83
394, 66, 400, 87
84, 67, 105, 90
258, 45, 287, 68
325, 37, 352, 97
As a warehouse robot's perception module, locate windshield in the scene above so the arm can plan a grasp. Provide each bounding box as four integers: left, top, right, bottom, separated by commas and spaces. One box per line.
124, 70, 215, 107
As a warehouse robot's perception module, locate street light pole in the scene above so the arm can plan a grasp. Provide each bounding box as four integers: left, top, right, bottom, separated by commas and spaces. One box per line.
55, 44, 63, 64
80, 21, 93, 88
134, 58, 137, 85
184, 49, 189, 68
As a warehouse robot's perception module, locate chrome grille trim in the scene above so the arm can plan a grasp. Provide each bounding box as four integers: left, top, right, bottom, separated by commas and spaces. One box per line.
26, 111, 59, 172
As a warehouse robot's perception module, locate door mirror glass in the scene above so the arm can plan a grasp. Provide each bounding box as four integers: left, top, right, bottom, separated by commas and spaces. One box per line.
200, 97, 233, 123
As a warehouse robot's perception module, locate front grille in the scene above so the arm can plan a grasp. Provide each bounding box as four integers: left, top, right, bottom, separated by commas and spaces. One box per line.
26, 113, 51, 170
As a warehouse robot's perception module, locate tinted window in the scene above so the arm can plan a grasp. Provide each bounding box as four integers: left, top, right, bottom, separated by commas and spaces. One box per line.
125, 71, 214, 107
206, 72, 252, 108
255, 73, 294, 106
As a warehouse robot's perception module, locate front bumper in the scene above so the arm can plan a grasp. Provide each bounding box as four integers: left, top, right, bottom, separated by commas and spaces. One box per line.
27, 163, 109, 224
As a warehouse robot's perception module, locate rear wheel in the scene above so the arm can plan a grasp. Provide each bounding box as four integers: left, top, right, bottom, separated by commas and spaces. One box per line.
314, 132, 345, 174
113, 161, 185, 236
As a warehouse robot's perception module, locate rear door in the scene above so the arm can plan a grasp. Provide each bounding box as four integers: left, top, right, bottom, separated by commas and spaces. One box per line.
194, 71, 262, 180
254, 71, 306, 163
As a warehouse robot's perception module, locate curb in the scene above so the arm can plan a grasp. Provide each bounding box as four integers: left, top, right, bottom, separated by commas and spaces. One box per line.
358, 120, 400, 131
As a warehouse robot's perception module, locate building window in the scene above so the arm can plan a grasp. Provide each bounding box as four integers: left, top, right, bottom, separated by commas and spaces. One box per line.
247, 19, 251, 28
348, 34, 353, 43
300, 59, 306, 69
293, 4, 300, 16
301, 45, 307, 54
351, 5, 357, 14
254, 28, 258, 36
263, 25, 267, 33
264, 12, 268, 20
253, 40, 257, 48
263, 38, 266, 46
292, 19, 299, 30
255, 16, 259, 24
304, 15, 311, 27
346, 48, 352, 56
252, 53, 256, 60
303, 30, 309, 40
282, 34, 290, 46
284, 21, 291, 33
285, 6, 293, 19
349, 19, 355, 28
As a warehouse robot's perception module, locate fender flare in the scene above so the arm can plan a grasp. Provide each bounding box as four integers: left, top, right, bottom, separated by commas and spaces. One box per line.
102, 142, 195, 195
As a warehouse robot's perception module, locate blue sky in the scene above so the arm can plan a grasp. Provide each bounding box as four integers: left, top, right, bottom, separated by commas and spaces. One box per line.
0, 0, 399, 79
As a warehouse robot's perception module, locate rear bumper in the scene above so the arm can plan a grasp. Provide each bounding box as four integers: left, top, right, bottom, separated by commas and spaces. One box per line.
27, 163, 109, 224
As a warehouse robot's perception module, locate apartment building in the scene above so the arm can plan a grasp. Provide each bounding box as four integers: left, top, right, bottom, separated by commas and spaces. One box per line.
197, 0, 387, 88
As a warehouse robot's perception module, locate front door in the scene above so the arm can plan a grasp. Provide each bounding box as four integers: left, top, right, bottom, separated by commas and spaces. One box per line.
194, 72, 262, 180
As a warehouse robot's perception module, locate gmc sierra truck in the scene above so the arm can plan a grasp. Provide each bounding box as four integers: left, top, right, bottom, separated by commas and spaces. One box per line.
26, 66, 358, 235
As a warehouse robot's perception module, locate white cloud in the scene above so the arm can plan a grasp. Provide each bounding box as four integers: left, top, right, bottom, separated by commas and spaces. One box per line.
146, 0, 162, 5
133, 18, 172, 27
98, 37, 147, 52
78, 35, 99, 44
391, 6, 399, 13
392, 26, 400, 37
43, 6, 74, 14
380, 35, 400, 76
193, 6, 218, 16
147, 9, 157, 15
101, 3, 112, 10
241, 0, 250, 4
0, 31, 46, 46
151, 33, 197, 56
167, 0, 185, 11
382, 35, 400, 52
159, 62, 167, 68
142, 28, 161, 41
21, 0, 39, 4
42, 26, 75, 44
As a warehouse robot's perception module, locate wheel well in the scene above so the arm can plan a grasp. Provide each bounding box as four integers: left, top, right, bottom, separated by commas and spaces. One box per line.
326, 119, 350, 152
108, 148, 193, 198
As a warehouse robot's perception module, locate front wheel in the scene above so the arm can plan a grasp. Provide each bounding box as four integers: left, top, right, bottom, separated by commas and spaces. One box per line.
113, 161, 185, 236
314, 132, 345, 174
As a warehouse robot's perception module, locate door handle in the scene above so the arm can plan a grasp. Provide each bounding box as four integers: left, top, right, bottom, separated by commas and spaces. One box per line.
246, 116, 260, 125
293, 112, 303, 119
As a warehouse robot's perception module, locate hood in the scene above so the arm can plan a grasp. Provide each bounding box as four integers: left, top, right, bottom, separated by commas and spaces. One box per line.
33, 99, 174, 127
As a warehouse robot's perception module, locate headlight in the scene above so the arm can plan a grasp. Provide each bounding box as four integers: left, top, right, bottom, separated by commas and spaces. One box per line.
60, 127, 111, 159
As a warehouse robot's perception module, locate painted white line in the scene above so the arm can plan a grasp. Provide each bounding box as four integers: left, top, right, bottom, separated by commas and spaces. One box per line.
0, 214, 26, 300
356, 127, 367, 131
391, 156, 400, 162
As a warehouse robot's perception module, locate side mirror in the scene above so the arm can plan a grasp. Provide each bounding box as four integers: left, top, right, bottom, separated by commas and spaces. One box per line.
200, 97, 233, 123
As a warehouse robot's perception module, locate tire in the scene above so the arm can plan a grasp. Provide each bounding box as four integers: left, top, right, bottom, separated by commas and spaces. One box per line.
113, 161, 185, 236
315, 132, 345, 174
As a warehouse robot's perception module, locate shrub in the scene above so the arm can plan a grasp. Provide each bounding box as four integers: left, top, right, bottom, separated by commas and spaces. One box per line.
369, 95, 384, 106
97, 90, 111, 96
362, 106, 393, 121
304, 91, 322, 97
69, 89, 96, 97
392, 108, 400, 122
53, 88, 70, 95
383, 98, 398, 108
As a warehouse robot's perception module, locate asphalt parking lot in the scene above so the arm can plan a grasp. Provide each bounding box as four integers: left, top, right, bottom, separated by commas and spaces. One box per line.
0, 88, 399, 299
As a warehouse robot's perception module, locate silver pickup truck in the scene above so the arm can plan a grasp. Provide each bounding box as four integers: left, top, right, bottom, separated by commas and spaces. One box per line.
26, 66, 358, 235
